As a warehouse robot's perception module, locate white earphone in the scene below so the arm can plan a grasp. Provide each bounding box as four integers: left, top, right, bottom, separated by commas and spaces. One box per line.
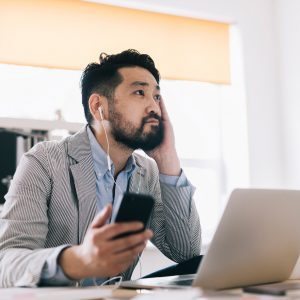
98, 106, 104, 120
98, 105, 111, 171
96, 105, 142, 196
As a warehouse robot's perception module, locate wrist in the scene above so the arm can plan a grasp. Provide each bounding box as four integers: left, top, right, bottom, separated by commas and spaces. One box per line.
58, 245, 87, 280
156, 154, 181, 176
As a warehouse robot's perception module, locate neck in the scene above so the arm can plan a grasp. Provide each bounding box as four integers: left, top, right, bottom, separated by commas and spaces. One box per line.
91, 123, 133, 177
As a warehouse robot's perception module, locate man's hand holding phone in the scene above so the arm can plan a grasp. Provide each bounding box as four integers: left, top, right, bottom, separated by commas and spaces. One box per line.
58, 203, 153, 280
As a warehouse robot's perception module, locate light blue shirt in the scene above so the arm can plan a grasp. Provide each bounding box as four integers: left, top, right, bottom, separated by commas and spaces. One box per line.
40, 126, 189, 286
88, 126, 137, 223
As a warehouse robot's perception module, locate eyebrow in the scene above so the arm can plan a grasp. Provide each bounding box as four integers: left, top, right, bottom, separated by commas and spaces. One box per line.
130, 81, 160, 91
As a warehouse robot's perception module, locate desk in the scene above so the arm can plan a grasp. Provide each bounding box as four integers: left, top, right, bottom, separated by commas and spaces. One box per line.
1, 284, 299, 300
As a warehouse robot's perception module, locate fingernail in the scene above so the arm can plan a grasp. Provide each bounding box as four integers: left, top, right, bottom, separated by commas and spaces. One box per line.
137, 222, 144, 229
147, 230, 153, 238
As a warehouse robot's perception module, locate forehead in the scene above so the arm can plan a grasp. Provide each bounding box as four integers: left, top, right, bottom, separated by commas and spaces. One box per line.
118, 66, 159, 88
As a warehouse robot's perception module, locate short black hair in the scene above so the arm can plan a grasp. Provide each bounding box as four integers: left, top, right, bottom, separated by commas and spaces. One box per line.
80, 49, 160, 124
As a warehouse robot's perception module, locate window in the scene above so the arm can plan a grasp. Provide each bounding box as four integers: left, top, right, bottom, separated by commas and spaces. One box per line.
0, 64, 84, 123
162, 78, 249, 249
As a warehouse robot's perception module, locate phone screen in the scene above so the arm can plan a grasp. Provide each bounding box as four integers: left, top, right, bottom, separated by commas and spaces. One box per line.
113, 192, 154, 239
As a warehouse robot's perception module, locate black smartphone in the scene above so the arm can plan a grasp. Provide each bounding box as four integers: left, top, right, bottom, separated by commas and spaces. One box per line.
113, 192, 154, 239
243, 282, 300, 296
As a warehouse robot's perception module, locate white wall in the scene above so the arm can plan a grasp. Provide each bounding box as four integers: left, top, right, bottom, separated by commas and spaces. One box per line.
275, 0, 300, 188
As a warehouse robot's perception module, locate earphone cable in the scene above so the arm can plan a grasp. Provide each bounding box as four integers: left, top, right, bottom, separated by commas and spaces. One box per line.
93, 276, 123, 289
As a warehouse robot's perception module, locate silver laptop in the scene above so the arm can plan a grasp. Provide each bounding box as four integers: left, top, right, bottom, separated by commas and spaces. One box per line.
121, 189, 300, 290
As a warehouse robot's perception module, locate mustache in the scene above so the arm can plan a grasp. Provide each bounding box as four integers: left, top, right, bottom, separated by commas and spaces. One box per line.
141, 113, 161, 126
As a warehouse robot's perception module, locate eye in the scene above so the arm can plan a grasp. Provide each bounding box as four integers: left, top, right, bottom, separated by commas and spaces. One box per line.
154, 94, 161, 102
134, 90, 145, 96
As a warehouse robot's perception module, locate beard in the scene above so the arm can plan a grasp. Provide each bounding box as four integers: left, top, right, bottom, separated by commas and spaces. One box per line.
109, 109, 164, 151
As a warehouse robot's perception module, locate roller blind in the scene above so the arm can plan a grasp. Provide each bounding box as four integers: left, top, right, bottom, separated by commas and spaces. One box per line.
0, 0, 230, 83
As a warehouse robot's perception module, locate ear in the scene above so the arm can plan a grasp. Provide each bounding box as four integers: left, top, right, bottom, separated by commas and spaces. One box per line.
89, 93, 107, 122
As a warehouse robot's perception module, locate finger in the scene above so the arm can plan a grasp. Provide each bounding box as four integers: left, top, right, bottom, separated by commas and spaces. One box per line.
91, 204, 112, 229
159, 98, 170, 122
93, 221, 145, 240
109, 242, 147, 265
93, 242, 148, 277
109, 229, 153, 254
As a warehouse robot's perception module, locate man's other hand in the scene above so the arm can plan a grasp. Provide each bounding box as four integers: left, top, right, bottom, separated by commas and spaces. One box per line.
146, 98, 181, 176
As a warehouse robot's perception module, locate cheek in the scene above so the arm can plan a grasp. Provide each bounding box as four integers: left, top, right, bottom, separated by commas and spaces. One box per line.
124, 108, 143, 124
112, 100, 144, 127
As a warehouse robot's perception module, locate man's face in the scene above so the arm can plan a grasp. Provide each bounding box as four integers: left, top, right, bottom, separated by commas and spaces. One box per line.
108, 67, 163, 151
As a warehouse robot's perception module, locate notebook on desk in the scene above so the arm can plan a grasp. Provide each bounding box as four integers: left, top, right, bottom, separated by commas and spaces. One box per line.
121, 188, 300, 290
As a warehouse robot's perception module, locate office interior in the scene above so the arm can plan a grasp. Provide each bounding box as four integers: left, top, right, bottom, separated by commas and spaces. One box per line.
0, 0, 300, 279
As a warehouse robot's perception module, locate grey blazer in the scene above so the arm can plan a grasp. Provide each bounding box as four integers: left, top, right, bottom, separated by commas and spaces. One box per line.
0, 126, 201, 287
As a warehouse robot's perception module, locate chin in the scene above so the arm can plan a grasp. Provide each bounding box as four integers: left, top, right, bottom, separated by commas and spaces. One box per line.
143, 124, 159, 133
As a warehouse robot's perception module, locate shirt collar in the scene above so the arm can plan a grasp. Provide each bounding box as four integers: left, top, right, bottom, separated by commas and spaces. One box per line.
87, 126, 136, 178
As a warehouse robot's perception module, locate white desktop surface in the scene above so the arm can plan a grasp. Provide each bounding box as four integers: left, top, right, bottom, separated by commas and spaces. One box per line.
1, 284, 298, 300
0, 286, 114, 300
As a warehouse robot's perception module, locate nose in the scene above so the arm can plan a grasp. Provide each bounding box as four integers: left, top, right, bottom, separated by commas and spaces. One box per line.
145, 96, 161, 116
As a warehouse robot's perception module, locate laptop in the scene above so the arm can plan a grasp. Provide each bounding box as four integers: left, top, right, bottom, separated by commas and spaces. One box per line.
120, 189, 300, 290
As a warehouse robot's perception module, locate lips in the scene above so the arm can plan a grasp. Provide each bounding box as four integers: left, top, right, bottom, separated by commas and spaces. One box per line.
142, 114, 161, 127
145, 118, 159, 124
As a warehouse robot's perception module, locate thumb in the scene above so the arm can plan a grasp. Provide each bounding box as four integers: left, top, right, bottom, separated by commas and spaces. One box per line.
91, 204, 112, 228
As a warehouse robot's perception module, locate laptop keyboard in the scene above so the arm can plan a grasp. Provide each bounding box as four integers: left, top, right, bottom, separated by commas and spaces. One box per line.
170, 279, 194, 286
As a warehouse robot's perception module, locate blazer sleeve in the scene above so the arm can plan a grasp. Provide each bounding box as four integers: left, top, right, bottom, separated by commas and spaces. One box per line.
148, 163, 201, 263
0, 143, 62, 287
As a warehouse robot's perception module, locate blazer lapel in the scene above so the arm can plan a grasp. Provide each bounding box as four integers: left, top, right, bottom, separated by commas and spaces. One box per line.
128, 155, 147, 194
68, 126, 97, 243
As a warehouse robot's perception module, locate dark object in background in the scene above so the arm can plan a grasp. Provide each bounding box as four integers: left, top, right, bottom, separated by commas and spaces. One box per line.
0, 129, 47, 204
0, 131, 17, 204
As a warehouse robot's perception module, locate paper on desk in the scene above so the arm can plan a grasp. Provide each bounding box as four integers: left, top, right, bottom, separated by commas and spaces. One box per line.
131, 288, 201, 300
0, 286, 112, 300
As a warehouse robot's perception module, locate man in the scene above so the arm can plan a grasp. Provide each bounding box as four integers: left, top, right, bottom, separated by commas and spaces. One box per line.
0, 49, 201, 287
